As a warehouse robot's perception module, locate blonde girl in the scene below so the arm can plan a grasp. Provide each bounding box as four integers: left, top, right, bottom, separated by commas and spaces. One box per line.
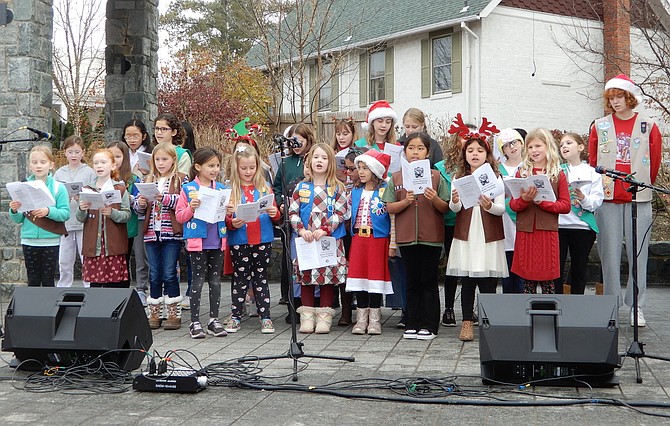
399, 107, 443, 166
53, 136, 96, 287
354, 100, 398, 151
9, 146, 70, 287
509, 128, 571, 294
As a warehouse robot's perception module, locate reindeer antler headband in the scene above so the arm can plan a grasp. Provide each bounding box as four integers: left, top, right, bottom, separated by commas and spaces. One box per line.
448, 113, 500, 142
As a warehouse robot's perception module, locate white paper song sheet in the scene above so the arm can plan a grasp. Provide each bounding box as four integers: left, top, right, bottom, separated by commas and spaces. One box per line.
268, 152, 281, 176
235, 193, 274, 222
294, 236, 338, 271
61, 181, 83, 197
401, 158, 431, 194
6, 180, 56, 212
503, 175, 556, 202
383, 143, 404, 174
79, 188, 122, 210
452, 163, 504, 209
135, 182, 161, 200
137, 151, 152, 171
193, 186, 232, 224
335, 149, 348, 170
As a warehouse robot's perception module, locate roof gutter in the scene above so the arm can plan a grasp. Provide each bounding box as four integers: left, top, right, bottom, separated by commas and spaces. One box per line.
461, 21, 481, 123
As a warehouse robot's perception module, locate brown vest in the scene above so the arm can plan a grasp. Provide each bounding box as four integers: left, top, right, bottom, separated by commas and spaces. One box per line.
515, 177, 560, 232
453, 206, 504, 242
82, 184, 129, 257
141, 173, 185, 236
392, 170, 445, 244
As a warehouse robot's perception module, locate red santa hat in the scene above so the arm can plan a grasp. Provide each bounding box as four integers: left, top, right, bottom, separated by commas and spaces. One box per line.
362, 100, 397, 131
605, 74, 643, 104
354, 150, 391, 180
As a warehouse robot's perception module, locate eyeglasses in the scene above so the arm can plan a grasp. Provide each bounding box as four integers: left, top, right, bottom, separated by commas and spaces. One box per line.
154, 127, 172, 133
344, 166, 357, 172
125, 134, 142, 140
503, 140, 521, 149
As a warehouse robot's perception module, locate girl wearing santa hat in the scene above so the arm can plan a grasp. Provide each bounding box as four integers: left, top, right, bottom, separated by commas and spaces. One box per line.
354, 100, 398, 151
588, 74, 662, 327
346, 150, 393, 335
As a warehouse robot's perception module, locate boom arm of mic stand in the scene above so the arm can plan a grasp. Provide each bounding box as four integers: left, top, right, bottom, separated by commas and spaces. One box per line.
605, 171, 670, 195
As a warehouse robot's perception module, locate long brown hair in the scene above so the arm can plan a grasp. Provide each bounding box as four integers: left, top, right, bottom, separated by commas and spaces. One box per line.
106, 141, 132, 184
455, 138, 499, 179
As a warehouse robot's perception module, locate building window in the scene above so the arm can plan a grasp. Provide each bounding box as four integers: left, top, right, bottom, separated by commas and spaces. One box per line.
432, 35, 452, 93
369, 50, 385, 102
318, 62, 332, 110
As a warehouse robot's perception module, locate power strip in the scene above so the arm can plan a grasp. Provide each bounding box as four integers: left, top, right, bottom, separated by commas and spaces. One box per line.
133, 368, 207, 393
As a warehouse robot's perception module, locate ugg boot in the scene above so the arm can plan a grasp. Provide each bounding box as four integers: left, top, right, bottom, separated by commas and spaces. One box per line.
563, 283, 571, 294
164, 295, 183, 330
296, 306, 316, 333
352, 307, 369, 335
338, 290, 353, 326
367, 308, 382, 335
147, 296, 163, 330
459, 320, 474, 341
314, 307, 336, 334
595, 282, 604, 295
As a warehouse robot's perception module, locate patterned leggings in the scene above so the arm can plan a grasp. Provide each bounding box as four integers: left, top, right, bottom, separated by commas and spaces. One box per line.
525, 280, 555, 294
230, 243, 272, 320
189, 250, 224, 323
23, 245, 58, 287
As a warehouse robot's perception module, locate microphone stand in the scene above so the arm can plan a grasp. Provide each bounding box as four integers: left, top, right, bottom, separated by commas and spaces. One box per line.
602, 170, 670, 383
238, 139, 354, 381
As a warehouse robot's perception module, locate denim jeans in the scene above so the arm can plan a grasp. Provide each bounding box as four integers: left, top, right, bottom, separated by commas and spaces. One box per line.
145, 239, 182, 299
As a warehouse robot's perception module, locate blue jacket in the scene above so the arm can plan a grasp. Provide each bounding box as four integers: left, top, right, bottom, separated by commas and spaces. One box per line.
228, 186, 275, 245
349, 184, 390, 238
181, 180, 227, 240
297, 181, 346, 239
9, 174, 70, 241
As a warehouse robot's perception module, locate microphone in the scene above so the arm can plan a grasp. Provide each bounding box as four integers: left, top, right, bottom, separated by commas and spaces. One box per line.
594, 166, 631, 177
25, 127, 57, 141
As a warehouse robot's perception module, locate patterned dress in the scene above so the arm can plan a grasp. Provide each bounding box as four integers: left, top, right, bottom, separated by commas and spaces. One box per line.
289, 183, 348, 286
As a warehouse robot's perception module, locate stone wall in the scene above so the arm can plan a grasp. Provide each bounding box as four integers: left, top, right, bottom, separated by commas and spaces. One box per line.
104, 0, 158, 141
0, 0, 53, 286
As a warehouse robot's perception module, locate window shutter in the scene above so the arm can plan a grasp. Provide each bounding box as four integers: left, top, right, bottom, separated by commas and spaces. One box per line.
451, 31, 462, 94
421, 39, 430, 98
309, 62, 317, 115
359, 51, 368, 107
331, 64, 339, 112
384, 46, 394, 103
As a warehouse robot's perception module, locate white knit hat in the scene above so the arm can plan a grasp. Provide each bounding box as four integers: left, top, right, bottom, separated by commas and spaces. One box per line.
605, 74, 643, 104
362, 100, 397, 131
354, 150, 391, 180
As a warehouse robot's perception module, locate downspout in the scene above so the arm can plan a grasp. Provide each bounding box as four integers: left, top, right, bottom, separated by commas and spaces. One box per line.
461, 21, 480, 122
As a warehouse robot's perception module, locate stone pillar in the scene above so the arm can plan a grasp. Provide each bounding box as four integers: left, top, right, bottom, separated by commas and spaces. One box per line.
0, 0, 53, 287
105, 0, 158, 141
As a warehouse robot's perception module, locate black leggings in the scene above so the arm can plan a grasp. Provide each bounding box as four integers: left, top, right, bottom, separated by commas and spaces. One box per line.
23, 245, 58, 287
460, 277, 497, 321
554, 228, 597, 295
189, 249, 224, 323
443, 226, 458, 309
355, 292, 382, 309
399, 244, 442, 334
230, 243, 272, 320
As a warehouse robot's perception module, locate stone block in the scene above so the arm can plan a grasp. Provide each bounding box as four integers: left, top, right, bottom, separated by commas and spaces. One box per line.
17, 22, 38, 56
3, 248, 13, 260
650, 242, 670, 256
115, 1, 137, 11
113, 110, 133, 127
124, 92, 145, 110
0, 93, 16, 105
7, 58, 33, 91
0, 216, 18, 246
13, 0, 35, 20
1, 259, 24, 284
0, 163, 17, 184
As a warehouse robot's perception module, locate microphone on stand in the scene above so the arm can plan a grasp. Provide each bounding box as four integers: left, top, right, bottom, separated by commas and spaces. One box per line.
594, 166, 632, 178
21, 126, 57, 141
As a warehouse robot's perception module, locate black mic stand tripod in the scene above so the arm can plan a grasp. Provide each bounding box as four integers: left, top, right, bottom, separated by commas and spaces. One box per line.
603, 170, 670, 383
238, 136, 354, 381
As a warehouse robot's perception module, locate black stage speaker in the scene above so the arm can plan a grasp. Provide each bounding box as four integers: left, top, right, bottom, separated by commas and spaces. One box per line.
478, 294, 621, 387
2, 287, 152, 371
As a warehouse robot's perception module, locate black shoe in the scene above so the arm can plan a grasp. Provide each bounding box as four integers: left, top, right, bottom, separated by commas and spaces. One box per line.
441, 308, 456, 327
396, 313, 406, 329
472, 312, 479, 326
278, 297, 288, 305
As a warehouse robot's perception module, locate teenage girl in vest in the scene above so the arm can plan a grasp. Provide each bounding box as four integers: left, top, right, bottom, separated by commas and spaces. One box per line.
495, 128, 526, 294
382, 132, 450, 340
347, 150, 393, 335
555, 133, 603, 295
224, 145, 281, 334
510, 128, 571, 294
134, 142, 187, 330
153, 113, 192, 175
122, 120, 152, 304
53, 136, 96, 287
175, 147, 228, 339
9, 146, 70, 287
289, 143, 348, 334
447, 133, 508, 342
588, 74, 661, 326
77, 149, 131, 288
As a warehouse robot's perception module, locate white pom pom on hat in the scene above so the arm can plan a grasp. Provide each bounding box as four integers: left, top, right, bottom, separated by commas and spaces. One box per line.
361, 100, 398, 131
605, 73, 643, 104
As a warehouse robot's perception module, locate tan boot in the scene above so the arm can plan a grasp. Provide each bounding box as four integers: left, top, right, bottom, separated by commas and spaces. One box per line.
314, 307, 336, 334
459, 320, 474, 341
163, 295, 183, 330
367, 308, 382, 335
296, 306, 316, 334
563, 283, 571, 295
147, 296, 163, 330
595, 282, 604, 295
352, 307, 369, 335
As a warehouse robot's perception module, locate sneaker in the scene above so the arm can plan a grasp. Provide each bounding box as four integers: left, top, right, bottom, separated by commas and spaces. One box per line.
181, 295, 191, 310
417, 329, 436, 340
396, 313, 407, 329
136, 290, 147, 307
261, 319, 275, 334
441, 308, 456, 327
630, 308, 646, 327
207, 318, 228, 336
472, 311, 479, 326
224, 317, 241, 333
403, 329, 418, 339
189, 321, 206, 339
278, 297, 289, 305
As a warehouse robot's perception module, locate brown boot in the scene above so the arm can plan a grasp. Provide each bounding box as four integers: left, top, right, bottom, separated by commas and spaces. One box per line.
595, 282, 604, 295
338, 289, 352, 326
314, 307, 336, 334
163, 296, 182, 330
367, 308, 382, 335
352, 308, 369, 335
563, 283, 571, 294
147, 296, 163, 330
459, 320, 474, 341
